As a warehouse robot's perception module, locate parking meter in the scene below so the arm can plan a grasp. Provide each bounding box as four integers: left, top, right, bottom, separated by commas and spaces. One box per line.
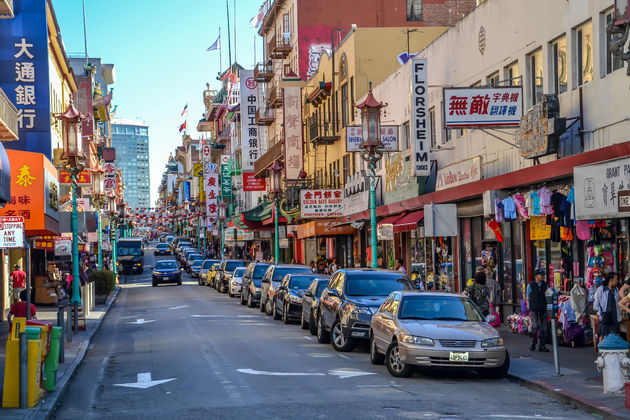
545, 287, 559, 318
545, 286, 562, 376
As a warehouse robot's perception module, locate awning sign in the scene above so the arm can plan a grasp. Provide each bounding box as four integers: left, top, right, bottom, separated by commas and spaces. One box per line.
574, 156, 630, 220
0, 216, 24, 248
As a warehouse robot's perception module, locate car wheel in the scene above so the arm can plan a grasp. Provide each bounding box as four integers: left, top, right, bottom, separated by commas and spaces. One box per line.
229, 289, 234, 298
198, 277, 202, 286
240, 291, 247, 305
265, 299, 272, 316
247, 293, 255, 308
300, 311, 308, 330
152, 281, 157, 287
331, 319, 356, 352
272, 299, 282, 320
480, 350, 510, 379
370, 335, 385, 365
282, 302, 290, 324
316, 314, 330, 344
308, 312, 317, 336
386, 340, 414, 378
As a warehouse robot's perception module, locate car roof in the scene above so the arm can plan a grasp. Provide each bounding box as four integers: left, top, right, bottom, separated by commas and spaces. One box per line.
288, 273, 325, 277
395, 290, 466, 298
273, 264, 310, 269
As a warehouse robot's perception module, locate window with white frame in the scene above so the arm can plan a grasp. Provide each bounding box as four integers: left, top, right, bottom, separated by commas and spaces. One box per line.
551, 35, 567, 94
527, 49, 543, 106
407, 0, 422, 21
575, 20, 593, 87
505, 61, 521, 86
604, 9, 624, 75
429, 107, 437, 148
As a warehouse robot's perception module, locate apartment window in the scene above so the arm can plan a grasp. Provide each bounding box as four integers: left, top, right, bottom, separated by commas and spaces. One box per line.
341, 83, 349, 128
605, 10, 623, 75
575, 21, 593, 86
350, 77, 355, 122
343, 154, 351, 184
527, 49, 543, 106
429, 108, 436, 148
487, 71, 500, 87
283, 13, 290, 38
401, 121, 410, 151
407, 0, 422, 21
505, 61, 520, 86
551, 36, 567, 94
334, 91, 339, 130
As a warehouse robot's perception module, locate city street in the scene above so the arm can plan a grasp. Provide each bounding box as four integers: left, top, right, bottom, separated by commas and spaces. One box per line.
50, 246, 595, 420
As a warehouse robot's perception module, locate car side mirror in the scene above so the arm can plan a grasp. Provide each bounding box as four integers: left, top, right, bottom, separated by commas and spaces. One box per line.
486, 314, 497, 324
278, 285, 287, 291
304, 291, 313, 297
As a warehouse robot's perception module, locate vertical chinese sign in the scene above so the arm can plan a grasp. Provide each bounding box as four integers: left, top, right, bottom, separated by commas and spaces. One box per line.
220, 154, 232, 201
410, 58, 430, 177
204, 164, 219, 228
239, 69, 259, 171
283, 87, 303, 180
0, 0, 52, 158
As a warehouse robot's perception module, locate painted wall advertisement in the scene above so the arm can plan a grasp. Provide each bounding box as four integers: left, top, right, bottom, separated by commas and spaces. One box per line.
574, 156, 630, 220
435, 156, 482, 191
283, 86, 303, 180
239, 69, 259, 170
300, 189, 344, 218
443, 87, 523, 128
346, 126, 399, 152
0, 0, 52, 158
410, 58, 430, 176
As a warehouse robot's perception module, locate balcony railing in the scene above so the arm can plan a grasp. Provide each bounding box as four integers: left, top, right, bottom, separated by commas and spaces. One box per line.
269, 34, 292, 59
254, 62, 274, 83
308, 120, 339, 146
0, 87, 18, 140
268, 87, 283, 108
255, 108, 275, 126
217, 129, 230, 144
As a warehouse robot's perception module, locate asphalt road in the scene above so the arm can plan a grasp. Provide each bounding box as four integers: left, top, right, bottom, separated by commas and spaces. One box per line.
51, 244, 596, 420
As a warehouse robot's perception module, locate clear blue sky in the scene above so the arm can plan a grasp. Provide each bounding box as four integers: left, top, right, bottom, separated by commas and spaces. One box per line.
51, 0, 264, 206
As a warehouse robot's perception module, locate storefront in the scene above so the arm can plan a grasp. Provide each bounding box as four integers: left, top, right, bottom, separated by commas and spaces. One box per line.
297, 220, 355, 268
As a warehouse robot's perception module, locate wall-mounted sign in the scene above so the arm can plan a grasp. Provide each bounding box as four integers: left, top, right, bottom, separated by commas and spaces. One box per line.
436, 156, 482, 191
243, 172, 266, 191
0, 216, 24, 248
59, 170, 92, 185
279, 238, 289, 248
443, 87, 523, 128
411, 58, 430, 176
346, 126, 399, 152
529, 215, 551, 240
204, 173, 219, 219
619, 190, 630, 213
574, 156, 630, 220
239, 69, 259, 170
284, 86, 303, 180
300, 189, 344, 218
220, 154, 232, 199
103, 162, 116, 176
104, 177, 116, 193
377, 223, 393, 241
516, 94, 566, 159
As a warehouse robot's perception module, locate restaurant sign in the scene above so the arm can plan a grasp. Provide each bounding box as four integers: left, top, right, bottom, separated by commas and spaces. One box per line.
300, 189, 344, 218
443, 87, 523, 128
435, 156, 482, 191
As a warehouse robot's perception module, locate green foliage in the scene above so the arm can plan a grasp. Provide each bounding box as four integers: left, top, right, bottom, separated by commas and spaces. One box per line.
89, 270, 116, 296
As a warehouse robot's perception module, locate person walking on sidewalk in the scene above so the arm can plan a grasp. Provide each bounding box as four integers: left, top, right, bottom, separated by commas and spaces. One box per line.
594, 272, 621, 339
527, 269, 550, 352
10, 263, 26, 302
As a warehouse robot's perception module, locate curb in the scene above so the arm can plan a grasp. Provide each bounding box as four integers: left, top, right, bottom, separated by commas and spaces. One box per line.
507, 373, 628, 420
26, 286, 121, 420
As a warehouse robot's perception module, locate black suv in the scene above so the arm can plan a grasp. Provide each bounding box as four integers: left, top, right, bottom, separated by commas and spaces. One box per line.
317, 269, 414, 352
240, 262, 271, 308
215, 259, 245, 293
260, 264, 313, 315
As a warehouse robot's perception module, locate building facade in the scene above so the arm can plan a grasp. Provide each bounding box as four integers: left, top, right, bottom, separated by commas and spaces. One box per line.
111, 119, 150, 210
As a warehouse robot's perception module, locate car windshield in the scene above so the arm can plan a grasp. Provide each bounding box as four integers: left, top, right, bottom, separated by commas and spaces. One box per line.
179, 243, 191, 248
225, 261, 244, 271
156, 244, 168, 249
202, 261, 213, 269
192, 260, 203, 267
273, 266, 312, 281
212, 264, 220, 270
345, 273, 411, 296
155, 261, 178, 270
253, 264, 270, 279
315, 281, 328, 297
398, 295, 484, 322
118, 241, 142, 256
233, 267, 246, 277
289, 275, 321, 290
190, 255, 203, 261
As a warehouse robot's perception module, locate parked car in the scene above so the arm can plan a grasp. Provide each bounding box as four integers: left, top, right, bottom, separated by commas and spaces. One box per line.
200, 259, 220, 286
369, 291, 509, 378
185, 254, 204, 272
152, 260, 182, 287
317, 269, 414, 352
154, 243, 171, 256
272, 273, 328, 324
215, 260, 246, 293
207, 263, 221, 287
180, 248, 197, 265
228, 267, 247, 297
177, 246, 193, 262
240, 262, 271, 308
300, 277, 330, 335
176, 242, 193, 256
190, 260, 204, 278
260, 264, 313, 315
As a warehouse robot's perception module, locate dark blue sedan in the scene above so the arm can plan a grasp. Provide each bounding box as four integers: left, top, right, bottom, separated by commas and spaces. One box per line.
152, 260, 182, 287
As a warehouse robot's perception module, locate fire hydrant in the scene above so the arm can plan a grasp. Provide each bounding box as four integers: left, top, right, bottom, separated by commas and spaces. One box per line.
595, 334, 630, 393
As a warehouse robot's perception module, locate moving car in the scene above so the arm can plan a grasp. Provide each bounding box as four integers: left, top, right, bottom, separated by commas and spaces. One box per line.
317, 268, 414, 352
369, 291, 509, 378
117, 238, 144, 274
260, 264, 313, 315
190, 260, 204, 278
152, 260, 182, 287
240, 262, 271, 308
228, 267, 247, 297
300, 277, 330, 335
154, 243, 171, 256
272, 273, 328, 324
215, 260, 245, 293
200, 259, 220, 286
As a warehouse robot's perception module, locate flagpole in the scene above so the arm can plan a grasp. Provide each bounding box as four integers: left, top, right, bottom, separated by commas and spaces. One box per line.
219, 27, 223, 73
226, 0, 232, 67
233, 0, 237, 63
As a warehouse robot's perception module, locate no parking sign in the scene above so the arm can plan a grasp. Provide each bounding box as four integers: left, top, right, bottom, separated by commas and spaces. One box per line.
0, 216, 24, 248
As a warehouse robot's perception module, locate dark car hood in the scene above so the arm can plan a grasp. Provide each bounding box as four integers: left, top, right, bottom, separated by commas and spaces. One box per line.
119, 255, 141, 262
347, 296, 387, 308
154, 268, 179, 274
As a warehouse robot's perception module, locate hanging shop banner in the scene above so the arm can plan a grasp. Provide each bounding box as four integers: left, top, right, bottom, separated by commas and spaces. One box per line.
220, 154, 232, 199
377, 224, 394, 241
529, 215, 551, 240
279, 238, 289, 249
283, 86, 304, 180
443, 87, 523, 128
346, 126, 399, 152
34, 235, 55, 251
183, 181, 191, 202
574, 156, 630, 220
300, 189, 344, 218
243, 172, 266, 191
410, 58, 430, 176
202, 144, 211, 163
435, 156, 482, 191
104, 177, 116, 193
0, 216, 24, 248
54, 237, 71, 256
239, 69, 259, 170
59, 170, 92, 185
516, 94, 566, 159
204, 173, 219, 219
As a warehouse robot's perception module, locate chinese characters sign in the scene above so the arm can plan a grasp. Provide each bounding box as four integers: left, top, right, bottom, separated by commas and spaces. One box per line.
346, 126, 399, 152
283, 86, 303, 180
205, 167, 219, 221
300, 189, 344, 218
243, 172, 266, 191
0, 0, 52, 158
516, 94, 565, 159
443, 87, 523, 128
574, 156, 630, 220
0, 216, 24, 248
410, 59, 430, 176
239, 70, 260, 170
220, 154, 232, 199
59, 170, 92, 185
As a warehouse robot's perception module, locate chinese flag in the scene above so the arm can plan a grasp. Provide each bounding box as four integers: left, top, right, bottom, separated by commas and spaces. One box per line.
178, 121, 186, 133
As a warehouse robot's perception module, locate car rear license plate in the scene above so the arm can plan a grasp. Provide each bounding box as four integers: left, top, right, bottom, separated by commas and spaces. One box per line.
449, 352, 469, 362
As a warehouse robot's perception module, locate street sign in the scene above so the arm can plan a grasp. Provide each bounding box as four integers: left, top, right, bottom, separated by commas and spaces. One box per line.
0, 216, 24, 248
619, 190, 630, 213
203, 145, 211, 162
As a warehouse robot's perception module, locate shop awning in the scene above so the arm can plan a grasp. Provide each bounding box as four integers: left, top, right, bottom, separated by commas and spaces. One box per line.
297, 220, 355, 239
377, 214, 404, 227
393, 210, 424, 233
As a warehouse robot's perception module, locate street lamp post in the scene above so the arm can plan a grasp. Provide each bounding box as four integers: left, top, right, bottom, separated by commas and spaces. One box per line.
92, 167, 104, 271
218, 201, 227, 259
108, 195, 118, 282
356, 83, 386, 269
269, 162, 283, 263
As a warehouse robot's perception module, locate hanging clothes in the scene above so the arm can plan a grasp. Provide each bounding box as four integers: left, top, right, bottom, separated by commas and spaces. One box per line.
538, 187, 553, 215
576, 220, 590, 240
502, 197, 517, 220
525, 192, 534, 216
530, 190, 541, 216
566, 186, 576, 222
570, 283, 587, 321
495, 198, 504, 222
513, 193, 529, 219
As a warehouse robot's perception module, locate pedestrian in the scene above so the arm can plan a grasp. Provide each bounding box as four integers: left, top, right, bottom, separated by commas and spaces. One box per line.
394, 258, 407, 274
309, 260, 315, 271
329, 258, 339, 273
463, 271, 490, 316
594, 272, 621, 339
527, 269, 550, 352
8, 289, 36, 326
10, 263, 26, 302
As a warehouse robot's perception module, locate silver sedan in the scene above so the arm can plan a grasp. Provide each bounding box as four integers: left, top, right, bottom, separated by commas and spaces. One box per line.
369, 291, 509, 378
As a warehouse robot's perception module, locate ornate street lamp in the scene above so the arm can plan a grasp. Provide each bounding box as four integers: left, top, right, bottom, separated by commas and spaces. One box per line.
92, 167, 105, 270
355, 82, 386, 268
269, 162, 283, 263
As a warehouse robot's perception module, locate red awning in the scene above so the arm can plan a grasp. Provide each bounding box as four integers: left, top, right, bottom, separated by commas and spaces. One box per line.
393, 210, 424, 233
377, 214, 404, 226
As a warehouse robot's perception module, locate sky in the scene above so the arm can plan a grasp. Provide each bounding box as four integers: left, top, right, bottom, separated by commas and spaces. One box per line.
51, 0, 265, 206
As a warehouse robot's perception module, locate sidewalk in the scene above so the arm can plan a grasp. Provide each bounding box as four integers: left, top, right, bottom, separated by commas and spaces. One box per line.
501, 326, 630, 420
0, 287, 120, 420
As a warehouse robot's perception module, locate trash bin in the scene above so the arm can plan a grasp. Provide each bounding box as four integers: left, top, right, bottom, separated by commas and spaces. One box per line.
43, 327, 61, 392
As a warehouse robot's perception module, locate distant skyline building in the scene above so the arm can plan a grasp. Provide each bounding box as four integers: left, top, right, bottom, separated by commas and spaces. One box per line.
111, 118, 150, 210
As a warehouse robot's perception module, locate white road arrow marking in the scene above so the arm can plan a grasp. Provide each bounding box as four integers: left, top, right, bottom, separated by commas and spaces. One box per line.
327, 370, 376, 379
128, 319, 155, 325
169, 305, 189, 310
114, 372, 176, 389
237, 368, 325, 377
